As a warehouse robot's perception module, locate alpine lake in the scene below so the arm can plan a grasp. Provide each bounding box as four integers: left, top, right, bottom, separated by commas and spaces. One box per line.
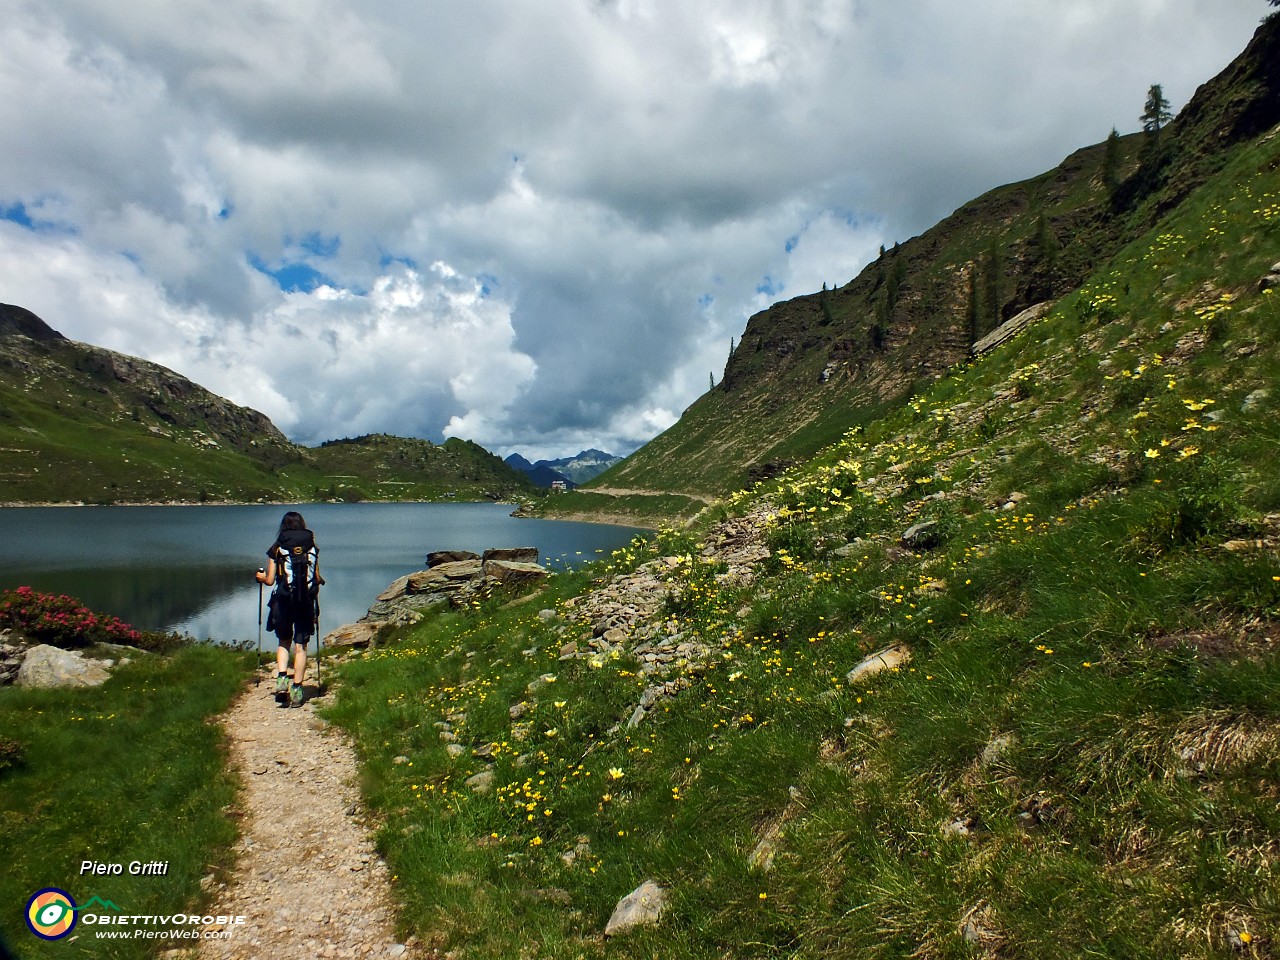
0, 502, 649, 647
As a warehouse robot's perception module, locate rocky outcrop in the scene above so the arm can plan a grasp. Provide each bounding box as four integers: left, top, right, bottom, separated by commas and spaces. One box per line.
970, 301, 1054, 357
0, 303, 66, 341
324, 549, 550, 649
551, 508, 774, 728
0, 637, 26, 684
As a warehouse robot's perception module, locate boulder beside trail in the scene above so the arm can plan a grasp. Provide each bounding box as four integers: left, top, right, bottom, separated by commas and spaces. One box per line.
16, 644, 113, 688
322, 623, 384, 650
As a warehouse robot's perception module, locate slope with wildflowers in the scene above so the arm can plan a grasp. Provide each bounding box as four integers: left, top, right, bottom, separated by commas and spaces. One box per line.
326, 98, 1280, 960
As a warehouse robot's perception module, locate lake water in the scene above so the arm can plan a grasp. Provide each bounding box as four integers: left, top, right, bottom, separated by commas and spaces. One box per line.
0, 503, 647, 646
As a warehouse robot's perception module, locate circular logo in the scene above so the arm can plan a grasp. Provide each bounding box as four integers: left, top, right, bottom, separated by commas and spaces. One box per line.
26, 888, 78, 940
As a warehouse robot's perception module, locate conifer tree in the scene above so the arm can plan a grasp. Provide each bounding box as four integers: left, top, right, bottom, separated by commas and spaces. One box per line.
1103, 127, 1122, 197
1141, 84, 1172, 135
966, 266, 980, 346
983, 238, 1002, 332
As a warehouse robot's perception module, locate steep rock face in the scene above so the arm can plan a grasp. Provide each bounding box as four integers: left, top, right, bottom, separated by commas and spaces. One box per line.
78, 343, 290, 453
723, 15, 1280, 401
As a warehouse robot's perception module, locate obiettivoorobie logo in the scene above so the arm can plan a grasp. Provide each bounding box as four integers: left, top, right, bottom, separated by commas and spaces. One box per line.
25, 887, 77, 941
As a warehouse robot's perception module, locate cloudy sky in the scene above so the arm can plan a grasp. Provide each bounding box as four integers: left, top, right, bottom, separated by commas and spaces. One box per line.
0, 1, 1267, 460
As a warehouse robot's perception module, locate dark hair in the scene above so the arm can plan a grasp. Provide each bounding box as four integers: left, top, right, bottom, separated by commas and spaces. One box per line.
278, 511, 308, 536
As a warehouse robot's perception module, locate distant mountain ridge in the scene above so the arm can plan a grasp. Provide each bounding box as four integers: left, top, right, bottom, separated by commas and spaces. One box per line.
505, 449, 623, 488
0, 307, 535, 504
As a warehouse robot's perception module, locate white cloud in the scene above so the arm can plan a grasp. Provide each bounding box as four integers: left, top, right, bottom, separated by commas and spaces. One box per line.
0, 0, 1266, 458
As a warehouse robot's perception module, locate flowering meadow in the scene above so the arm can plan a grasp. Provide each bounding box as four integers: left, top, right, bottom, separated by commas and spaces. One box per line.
0, 585, 143, 647
0, 585, 190, 652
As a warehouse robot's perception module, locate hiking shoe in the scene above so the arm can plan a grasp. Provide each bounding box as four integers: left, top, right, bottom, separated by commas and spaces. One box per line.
289, 684, 305, 708
275, 675, 289, 695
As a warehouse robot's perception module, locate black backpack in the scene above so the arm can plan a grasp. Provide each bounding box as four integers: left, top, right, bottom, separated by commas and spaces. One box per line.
273, 529, 321, 608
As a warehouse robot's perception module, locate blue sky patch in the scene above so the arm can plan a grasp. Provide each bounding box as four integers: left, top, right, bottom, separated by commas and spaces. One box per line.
1, 202, 35, 228
249, 254, 336, 293
379, 252, 419, 271
477, 272, 500, 297
298, 231, 340, 258
756, 275, 781, 298
1, 200, 76, 235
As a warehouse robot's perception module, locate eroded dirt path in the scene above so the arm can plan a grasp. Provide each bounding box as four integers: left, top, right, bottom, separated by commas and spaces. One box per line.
198, 672, 420, 960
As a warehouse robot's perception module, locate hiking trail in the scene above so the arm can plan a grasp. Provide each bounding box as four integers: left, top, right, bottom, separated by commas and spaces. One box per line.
197, 671, 422, 960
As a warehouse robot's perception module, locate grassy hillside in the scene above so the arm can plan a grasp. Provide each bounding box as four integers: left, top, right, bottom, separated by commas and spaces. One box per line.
324, 114, 1280, 958
304, 434, 538, 503
570, 14, 1280, 512
0, 322, 536, 504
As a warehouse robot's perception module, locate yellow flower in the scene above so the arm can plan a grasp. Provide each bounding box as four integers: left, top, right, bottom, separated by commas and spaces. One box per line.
1145, 449, 1160, 459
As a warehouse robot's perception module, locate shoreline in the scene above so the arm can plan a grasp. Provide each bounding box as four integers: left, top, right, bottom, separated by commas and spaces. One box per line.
0, 497, 524, 509
0, 498, 662, 531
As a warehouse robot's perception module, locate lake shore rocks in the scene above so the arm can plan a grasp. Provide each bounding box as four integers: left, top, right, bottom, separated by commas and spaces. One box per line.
324, 548, 550, 649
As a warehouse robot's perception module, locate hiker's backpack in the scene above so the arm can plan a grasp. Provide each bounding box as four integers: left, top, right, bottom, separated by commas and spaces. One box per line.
273, 529, 321, 609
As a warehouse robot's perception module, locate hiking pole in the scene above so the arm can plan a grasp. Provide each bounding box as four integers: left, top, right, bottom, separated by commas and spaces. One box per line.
314, 598, 322, 693
256, 570, 265, 687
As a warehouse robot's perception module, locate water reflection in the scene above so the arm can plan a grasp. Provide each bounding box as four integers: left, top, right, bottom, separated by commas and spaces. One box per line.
0, 503, 647, 645
11, 564, 248, 633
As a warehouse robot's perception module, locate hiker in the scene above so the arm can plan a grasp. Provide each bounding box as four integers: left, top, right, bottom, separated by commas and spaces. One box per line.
255, 511, 322, 707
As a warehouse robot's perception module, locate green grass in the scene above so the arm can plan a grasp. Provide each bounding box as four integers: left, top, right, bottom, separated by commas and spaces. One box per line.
526, 490, 707, 526
0, 644, 250, 959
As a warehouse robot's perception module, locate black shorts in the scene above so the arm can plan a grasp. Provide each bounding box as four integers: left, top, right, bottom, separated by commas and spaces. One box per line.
269, 593, 314, 645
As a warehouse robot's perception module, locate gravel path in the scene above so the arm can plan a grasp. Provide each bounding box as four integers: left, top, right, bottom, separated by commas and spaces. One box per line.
198, 672, 422, 960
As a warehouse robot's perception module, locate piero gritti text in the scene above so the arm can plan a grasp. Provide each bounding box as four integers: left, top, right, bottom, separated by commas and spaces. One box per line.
80, 860, 170, 877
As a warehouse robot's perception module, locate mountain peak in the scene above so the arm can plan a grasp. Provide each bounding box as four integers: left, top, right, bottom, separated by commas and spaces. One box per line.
0, 304, 66, 342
